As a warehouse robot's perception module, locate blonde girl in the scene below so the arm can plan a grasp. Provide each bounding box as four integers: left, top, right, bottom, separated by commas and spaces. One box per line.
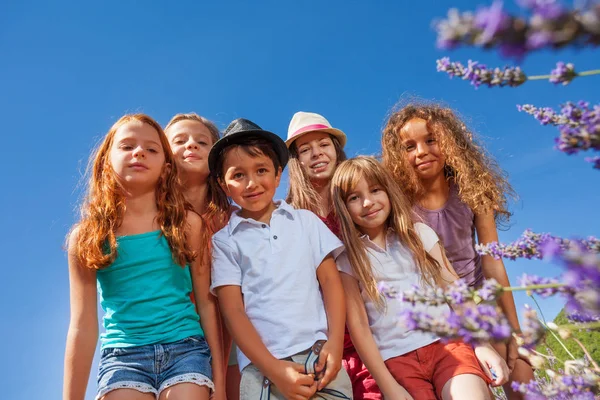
64, 114, 222, 400
382, 102, 534, 399
164, 113, 234, 399
332, 156, 508, 400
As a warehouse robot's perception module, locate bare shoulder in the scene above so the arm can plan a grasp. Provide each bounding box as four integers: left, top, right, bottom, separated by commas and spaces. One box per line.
66, 224, 82, 254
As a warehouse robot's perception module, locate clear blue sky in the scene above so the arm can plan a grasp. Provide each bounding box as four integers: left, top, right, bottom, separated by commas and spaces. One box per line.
1, 1, 597, 398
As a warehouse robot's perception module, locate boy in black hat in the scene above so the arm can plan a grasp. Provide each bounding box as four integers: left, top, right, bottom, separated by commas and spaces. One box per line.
209, 119, 352, 399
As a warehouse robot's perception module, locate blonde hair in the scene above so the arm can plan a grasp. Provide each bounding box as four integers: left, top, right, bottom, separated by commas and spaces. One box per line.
331, 156, 444, 308
286, 134, 346, 214
382, 102, 514, 223
73, 114, 194, 269
165, 113, 230, 231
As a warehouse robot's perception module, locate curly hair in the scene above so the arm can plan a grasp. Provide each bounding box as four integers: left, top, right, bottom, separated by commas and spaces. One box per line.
331, 156, 446, 308
382, 102, 514, 223
286, 135, 347, 215
165, 113, 230, 231
73, 113, 195, 270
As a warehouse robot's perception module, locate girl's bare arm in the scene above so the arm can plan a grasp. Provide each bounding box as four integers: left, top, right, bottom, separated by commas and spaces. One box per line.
341, 273, 414, 399
187, 212, 225, 398
474, 211, 520, 331
63, 228, 98, 400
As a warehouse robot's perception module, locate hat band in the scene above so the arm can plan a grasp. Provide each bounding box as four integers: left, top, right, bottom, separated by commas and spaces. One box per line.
291, 123, 331, 139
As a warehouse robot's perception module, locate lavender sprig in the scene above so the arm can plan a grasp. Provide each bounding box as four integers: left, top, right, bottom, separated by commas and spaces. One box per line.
437, 59, 600, 87
399, 303, 513, 345
511, 364, 600, 399
545, 243, 600, 319
476, 229, 600, 261
518, 101, 599, 164
387, 279, 504, 306
436, 57, 526, 87
433, 2, 600, 59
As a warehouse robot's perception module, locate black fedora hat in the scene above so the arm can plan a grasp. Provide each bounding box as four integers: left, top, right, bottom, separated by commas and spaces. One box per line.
208, 118, 289, 174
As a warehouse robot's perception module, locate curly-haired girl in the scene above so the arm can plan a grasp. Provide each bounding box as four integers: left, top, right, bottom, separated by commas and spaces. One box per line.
382, 102, 533, 400
64, 114, 222, 400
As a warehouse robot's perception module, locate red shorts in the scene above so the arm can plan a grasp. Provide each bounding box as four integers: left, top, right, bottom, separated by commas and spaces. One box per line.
342, 331, 382, 399
384, 341, 491, 400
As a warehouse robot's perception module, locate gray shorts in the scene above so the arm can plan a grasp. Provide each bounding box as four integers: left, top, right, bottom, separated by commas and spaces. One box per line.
239, 342, 352, 399
229, 342, 238, 366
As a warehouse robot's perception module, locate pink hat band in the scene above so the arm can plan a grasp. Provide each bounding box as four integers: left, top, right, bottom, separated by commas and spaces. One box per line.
290, 123, 331, 139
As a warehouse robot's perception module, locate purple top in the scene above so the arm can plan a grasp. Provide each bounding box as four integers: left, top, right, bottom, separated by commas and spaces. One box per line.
413, 184, 483, 288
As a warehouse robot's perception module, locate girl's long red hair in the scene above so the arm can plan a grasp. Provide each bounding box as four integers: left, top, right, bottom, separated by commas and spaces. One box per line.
73, 113, 194, 269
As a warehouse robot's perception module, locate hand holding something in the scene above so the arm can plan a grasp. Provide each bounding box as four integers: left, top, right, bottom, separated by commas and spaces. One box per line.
314, 340, 343, 390
474, 343, 510, 386
270, 360, 317, 400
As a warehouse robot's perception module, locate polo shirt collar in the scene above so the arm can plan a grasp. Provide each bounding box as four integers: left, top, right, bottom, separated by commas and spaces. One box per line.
227, 200, 295, 235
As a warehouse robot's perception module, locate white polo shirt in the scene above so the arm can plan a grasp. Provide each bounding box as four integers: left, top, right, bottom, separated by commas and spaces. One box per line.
336, 222, 450, 361
211, 200, 343, 371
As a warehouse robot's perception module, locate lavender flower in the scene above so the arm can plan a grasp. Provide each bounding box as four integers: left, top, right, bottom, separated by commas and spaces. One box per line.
518, 274, 572, 297
433, 2, 600, 59
399, 303, 513, 345
558, 245, 600, 318
437, 59, 599, 88
511, 364, 599, 399
436, 57, 526, 87
549, 62, 577, 85
383, 279, 504, 307
518, 305, 546, 349
476, 230, 600, 261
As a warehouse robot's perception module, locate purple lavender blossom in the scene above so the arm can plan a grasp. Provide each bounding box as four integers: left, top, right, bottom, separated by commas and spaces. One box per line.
549, 62, 577, 85
384, 278, 503, 307
474, 1, 511, 45
517, 101, 599, 162
399, 303, 513, 345
433, 3, 600, 59
436, 57, 526, 87
511, 363, 599, 399
518, 273, 571, 297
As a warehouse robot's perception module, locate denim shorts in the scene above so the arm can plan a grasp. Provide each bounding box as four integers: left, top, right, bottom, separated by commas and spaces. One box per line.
97, 335, 213, 399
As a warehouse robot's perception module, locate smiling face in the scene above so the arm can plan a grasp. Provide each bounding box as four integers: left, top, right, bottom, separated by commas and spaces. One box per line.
401, 118, 446, 182
345, 174, 391, 238
294, 132, 338, 184
165, 119, 214, 181
220, 146, 281, 221
109, 120, 166, 190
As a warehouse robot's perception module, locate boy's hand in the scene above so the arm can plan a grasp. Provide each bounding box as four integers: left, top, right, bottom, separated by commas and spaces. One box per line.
270, 360, 317, 400
474, 343, 509, 387
314, 340, 343, 390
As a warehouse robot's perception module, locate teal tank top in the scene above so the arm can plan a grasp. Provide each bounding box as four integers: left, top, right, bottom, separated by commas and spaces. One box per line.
97, 230, 203, 348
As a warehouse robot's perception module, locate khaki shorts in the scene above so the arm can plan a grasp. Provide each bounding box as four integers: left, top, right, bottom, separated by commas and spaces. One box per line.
240, 341, 353, 399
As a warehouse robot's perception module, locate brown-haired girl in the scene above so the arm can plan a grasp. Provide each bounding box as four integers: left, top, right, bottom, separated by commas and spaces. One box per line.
332, 156, 508, 400
164, 113, 233, 400
64, 114, 222, 400
382, 102, 534, 399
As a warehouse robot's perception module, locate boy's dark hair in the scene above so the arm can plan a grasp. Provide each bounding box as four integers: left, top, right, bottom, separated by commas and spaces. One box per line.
214, 136, 282, 179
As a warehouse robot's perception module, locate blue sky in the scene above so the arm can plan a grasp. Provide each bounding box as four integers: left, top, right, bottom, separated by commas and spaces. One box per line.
1, 1, 597, 398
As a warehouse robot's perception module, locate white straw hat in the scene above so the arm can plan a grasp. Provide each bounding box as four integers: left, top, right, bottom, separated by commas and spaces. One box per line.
286, 112, 347, 148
